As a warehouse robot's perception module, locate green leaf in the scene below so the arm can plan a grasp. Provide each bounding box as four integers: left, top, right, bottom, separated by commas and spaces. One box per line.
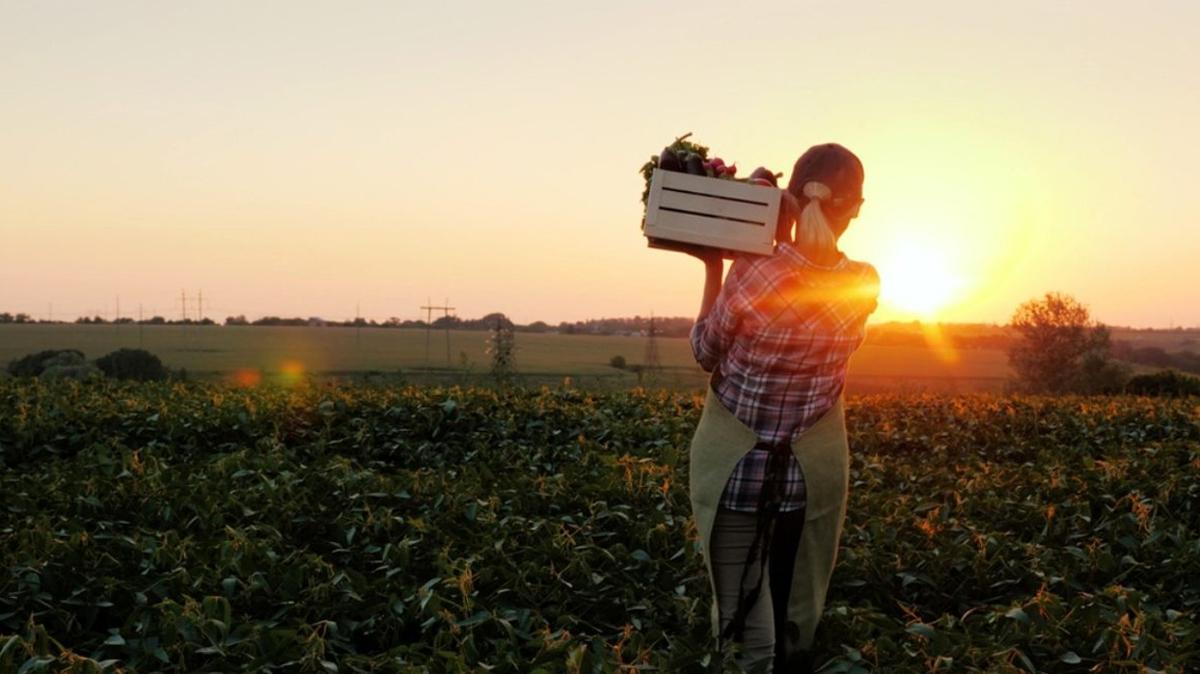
1004, 607, 1029, 624
456, 611, 490, 629
17, 656, 55, 674
1060, 651, 1082, 664
906, 623, 935, 639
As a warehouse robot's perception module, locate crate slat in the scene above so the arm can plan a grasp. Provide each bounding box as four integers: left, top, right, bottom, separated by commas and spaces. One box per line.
656, 190, 772, 225
643, 169, 780, 256
659, 170, 776, 202
647, 211, 770, 251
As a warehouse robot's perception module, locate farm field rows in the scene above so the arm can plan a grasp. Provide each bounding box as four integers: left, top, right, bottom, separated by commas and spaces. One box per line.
0, 325, 1014, 392
1, 379, 1197, 672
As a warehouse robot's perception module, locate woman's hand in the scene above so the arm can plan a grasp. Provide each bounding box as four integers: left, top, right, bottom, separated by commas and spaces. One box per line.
679, 243, 725, 268
681, 239, 724, 263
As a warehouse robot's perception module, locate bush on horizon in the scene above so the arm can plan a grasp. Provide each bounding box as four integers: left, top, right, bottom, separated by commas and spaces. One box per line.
1125, 369, 1200, 397
5, 348, 87, 377
94, 348, 168, 382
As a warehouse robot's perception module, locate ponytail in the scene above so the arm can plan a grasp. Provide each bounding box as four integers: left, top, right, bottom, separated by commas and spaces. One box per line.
794, 180, 835, 255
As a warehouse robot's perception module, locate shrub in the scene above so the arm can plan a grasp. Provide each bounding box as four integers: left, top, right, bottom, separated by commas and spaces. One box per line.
1069, 351, 1131, 394
41, 360, 103, 381
94, 348, 168, 381
609, 355, 627, 369
486, 319, 517, 384
1125, 369, 1200, 397
6, 349, 86, 377
1007, 292, 1121, 394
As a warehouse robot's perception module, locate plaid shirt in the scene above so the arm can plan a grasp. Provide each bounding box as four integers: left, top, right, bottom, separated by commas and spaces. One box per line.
691, 241, 879, 512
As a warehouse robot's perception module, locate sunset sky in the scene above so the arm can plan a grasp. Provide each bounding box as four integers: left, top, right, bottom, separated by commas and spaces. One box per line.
3, 1, 1198, 327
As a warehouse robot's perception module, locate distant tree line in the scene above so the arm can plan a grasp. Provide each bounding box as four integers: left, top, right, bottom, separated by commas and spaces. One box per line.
2, 309, 697, 335
1110, 342, 1200, 376
551, 316, 694, 337
0, 313, 36, 323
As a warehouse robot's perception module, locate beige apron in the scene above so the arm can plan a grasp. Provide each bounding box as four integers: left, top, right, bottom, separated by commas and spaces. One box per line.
688, 384, 851, 650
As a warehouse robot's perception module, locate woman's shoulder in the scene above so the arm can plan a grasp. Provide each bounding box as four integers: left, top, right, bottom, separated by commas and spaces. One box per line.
841, 257, 880, 297
775, 242, 877, 280
842, 257, 879, 283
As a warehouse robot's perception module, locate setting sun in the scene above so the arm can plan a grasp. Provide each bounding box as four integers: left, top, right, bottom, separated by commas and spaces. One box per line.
875, 241, 963, 319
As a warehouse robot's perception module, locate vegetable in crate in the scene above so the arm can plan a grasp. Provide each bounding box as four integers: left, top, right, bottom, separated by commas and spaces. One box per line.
748, 166, 778, 187
657, 148, 682, 172
638, 132, 711, 205
639, 132, 778, 205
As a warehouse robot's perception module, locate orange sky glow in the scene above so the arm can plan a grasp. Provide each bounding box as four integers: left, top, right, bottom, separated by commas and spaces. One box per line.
2, 1, 1198, 328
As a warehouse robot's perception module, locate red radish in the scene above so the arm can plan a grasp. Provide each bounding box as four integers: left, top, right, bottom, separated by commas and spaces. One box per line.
748, 167, 778, 186
710, 157, 725, 168
725, 164, 737, 176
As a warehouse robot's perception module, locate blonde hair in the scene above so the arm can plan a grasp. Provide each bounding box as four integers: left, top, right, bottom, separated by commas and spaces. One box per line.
794, 180, 835, 255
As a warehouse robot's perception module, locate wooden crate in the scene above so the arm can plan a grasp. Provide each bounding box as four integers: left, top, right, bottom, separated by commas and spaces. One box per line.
643, 168, 781, 257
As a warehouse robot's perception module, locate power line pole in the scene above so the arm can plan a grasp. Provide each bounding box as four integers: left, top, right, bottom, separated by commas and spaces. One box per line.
644, 312, 661, 382
181, 290, 188, 323
444, 298, 452, 365
420, 298, 455, 366
422, 297, 432, 365
198, 290, 203, 324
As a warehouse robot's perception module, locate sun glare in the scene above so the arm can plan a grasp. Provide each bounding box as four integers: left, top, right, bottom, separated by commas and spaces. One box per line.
876, 242, 963, 319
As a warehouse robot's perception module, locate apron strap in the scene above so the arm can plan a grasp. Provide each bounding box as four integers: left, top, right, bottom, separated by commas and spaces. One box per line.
720, 441, 792, 643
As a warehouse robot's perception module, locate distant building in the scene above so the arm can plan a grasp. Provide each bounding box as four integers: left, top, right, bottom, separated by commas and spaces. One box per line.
307, 317, 327, 327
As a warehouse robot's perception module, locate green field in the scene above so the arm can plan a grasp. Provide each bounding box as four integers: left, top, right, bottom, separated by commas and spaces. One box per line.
1, 380, 1197, 672
0, 324, 1014, 392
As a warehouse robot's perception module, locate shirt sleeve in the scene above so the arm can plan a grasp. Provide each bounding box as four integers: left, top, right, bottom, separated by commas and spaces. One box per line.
842, 263, 881, 345
859, 263, 881, 319
690, 259, 748, 373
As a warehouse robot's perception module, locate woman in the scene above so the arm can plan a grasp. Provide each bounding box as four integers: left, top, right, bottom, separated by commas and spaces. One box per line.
686, 143, 880, 673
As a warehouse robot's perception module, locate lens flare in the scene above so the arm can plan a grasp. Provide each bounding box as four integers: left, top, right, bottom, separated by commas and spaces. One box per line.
280, 359, 305, 386
232, 368, 262, 387
918, 321, 961, 365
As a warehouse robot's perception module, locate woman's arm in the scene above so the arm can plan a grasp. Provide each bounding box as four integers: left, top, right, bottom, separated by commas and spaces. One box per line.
686, 249, 740, 373
695, 256, 725, 322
